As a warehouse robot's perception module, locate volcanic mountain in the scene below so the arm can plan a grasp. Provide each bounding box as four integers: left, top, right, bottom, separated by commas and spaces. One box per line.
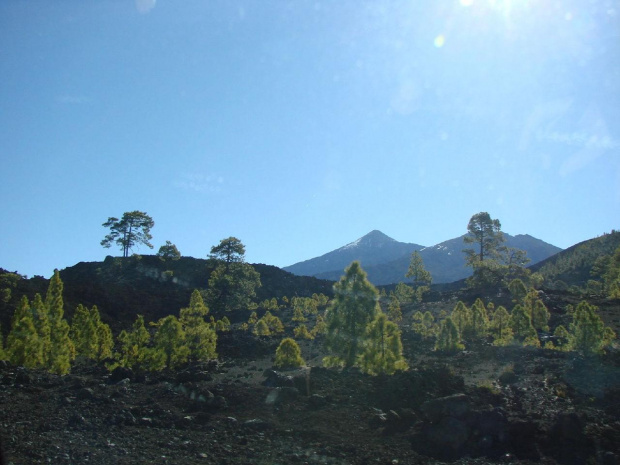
284, 230, 562, 285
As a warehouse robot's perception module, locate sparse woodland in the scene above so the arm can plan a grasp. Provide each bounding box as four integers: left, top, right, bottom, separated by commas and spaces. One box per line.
1, 212, 619, 464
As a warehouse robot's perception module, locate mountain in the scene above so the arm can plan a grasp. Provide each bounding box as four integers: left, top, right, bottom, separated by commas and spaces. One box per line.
283, 230, 424, 278
286, 231, 562, 285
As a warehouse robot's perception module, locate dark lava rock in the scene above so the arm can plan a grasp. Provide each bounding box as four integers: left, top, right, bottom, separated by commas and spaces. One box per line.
420, 393, 470, 423
411, 416, 469, 461
547, 412, 594, 465
242, 418, 273, 431
109, 366, 134, 384
508, 419, 541, 460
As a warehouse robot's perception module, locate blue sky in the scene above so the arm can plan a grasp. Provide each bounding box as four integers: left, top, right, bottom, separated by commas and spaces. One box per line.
1, 0, 619, 278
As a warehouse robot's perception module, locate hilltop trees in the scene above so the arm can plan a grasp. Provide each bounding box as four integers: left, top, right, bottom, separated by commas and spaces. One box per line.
101, 211, 154, 257
206, 237, 261, 313
157, 241, 181, 260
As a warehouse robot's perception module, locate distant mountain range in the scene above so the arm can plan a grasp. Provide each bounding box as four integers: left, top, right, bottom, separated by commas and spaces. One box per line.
283, 230, 562, 285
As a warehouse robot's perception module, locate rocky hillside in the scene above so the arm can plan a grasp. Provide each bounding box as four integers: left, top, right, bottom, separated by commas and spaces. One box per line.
0, 256, 334, 334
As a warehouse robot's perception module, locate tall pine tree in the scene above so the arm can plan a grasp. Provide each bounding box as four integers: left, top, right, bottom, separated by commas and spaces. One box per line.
324, 261, 379, 368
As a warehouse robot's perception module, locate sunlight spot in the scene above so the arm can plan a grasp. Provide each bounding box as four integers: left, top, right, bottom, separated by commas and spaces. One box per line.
434, 35, 446, 48
460, 0, 474, 6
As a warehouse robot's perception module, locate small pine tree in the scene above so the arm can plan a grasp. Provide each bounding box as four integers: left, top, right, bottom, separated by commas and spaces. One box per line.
451, 301, 471, 341
46, 270, 75, 374
253, 319, 271, 336
292, 307, 307, 323
470, 298, 489, 339
31, 293, 51, 366
90, 306, 114, 361
387, 292, 402, 323
274, 338, 305, 369
294, 324, 314, 340
154, 315, 190, 369
531, 300, 550, 332
553, 324, 569, 349
248, 311, 258, 325
6, 296, 43, 368
569, 301, 607, 354
510, 305, 539, 347
311, 314, 327, 337
216, 316, 231, 332
508, 279, 528, 305
490, 306, 513, 346
435, 317, 464, 352
116, 315, 151, 369
262, 311, 284, 334
180, 290, 217, 361
7, 312, 42, 368
359, 313, 408, 375
71, 304, 99, 360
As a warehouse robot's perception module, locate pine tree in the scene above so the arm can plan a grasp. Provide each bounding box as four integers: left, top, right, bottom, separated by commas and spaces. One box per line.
508, 279, 528, 305
274, 338, 305, 369
569, 301, 606, 354
248, 311, 258, 325
30, 293, 51, 366
324, 261, 379, 368
294, 324, 314, 340
216, 316, 231, 332
387, 292, 402, 323
470, 298, 489, 339
179, 290, 217, 362
360, 313, 408, 375
553, 325, 569, 350
253, 319, 271, 336
117, 315, 151, 369
71, 304, 99, 360
262, 311, 284, 334
45, 270, 74, 374
205, 237, 261, 313
292, 307, 307, 323
90, 306, 114, 361
7, 310, 42, 368
435, 317, 464, 352
531, 300, 550, 332
490, 306, 513, 346
154, 315, 190, 369
311, 314, 327, 337
451, 301, 471, 340
510, 304, 539, 346
406, 251, 432, 302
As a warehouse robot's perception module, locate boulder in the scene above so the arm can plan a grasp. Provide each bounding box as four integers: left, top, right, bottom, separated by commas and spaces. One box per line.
420, 393, 470, 423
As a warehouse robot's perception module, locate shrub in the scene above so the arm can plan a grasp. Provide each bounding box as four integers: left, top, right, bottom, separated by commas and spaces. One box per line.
274, 338, 305, 369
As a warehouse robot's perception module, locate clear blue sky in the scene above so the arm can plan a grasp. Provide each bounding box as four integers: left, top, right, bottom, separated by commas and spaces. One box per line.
1, 0, 619, 278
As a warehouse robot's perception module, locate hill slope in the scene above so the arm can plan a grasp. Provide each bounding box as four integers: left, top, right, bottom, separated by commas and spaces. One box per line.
0, 256, 334, 333
531, 230, 620, 287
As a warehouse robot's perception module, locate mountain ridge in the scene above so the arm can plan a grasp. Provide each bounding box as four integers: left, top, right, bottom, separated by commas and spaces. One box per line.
285, 230, 562, 285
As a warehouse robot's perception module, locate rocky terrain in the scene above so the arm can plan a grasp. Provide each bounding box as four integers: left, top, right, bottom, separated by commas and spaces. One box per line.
2, 295, 620, 465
